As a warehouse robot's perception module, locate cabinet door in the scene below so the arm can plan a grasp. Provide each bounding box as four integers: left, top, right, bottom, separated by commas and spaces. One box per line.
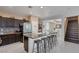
2, 17, 6, 27
14, 19, 23, 27
2, 17, 10, 27
0, 17, 7, 27
8, 19, 15, 27
5, 18, 10, 27
1, 35, 9, 45
14, 19, 19, 27
0, 17, 2, 27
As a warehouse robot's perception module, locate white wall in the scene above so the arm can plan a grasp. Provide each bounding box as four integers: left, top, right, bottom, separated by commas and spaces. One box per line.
42, 19, 62, 33
42, 18, 65, 51
59, 17, 65, 45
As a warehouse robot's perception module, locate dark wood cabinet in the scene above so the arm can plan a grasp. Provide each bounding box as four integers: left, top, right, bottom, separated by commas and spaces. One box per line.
1, 17, 6, 27
0, 33, 21, 46
0, 17, 2, 27
0, 16, 24, 46
6, 18, 14, 27
14, 19, 20, 27
0, 16, 24, 28
24, 36, 28, 52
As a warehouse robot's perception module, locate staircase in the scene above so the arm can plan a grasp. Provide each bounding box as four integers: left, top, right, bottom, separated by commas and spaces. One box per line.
65, 16, 79, 43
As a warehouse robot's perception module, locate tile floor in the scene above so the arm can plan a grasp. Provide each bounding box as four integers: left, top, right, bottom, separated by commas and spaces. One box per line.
0, 42, 26, 53
0, 41, 79, 53
52, 42, 79, 53
0, 29, 79, 53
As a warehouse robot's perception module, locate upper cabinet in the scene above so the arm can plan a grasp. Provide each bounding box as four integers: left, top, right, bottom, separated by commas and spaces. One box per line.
1, 17, 6, 27
0, 16, 24, 28
5, 18, 15, 27
14, 19, 19, 27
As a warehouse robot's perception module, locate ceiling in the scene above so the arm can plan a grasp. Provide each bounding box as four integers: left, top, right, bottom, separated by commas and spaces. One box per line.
0, 6, 79, 19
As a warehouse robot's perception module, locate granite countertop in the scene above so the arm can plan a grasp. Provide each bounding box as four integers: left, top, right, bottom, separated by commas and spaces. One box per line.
0, 32, 21, 35
23, 33, 45, 39
23, 32, 57, 39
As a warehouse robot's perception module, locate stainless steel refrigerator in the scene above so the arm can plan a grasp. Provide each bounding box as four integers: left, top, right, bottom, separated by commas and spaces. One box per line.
23, 22, 32, 33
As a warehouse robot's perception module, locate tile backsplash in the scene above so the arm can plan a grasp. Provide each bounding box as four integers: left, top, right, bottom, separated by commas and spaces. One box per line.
0, 27, 19, 33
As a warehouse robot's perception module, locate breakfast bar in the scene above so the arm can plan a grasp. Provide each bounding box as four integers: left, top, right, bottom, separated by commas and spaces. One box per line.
23, 32, 57, 53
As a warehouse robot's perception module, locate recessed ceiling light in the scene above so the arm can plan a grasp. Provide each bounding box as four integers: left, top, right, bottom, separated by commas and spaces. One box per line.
40, 6, 43, 8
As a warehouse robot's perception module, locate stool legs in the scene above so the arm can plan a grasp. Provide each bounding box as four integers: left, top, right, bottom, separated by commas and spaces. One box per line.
32, 40, 41, 53
48, 37, 51, 51
41, 38, 48, 53
48, 36, 52, 51
32, 34, 57, 53
41, 40, 45, 53
37, 42, 40, 53
32, 42, 37, 53
50, 37, 53, 49
44, 39, 46, 53
53, 35, 57, 48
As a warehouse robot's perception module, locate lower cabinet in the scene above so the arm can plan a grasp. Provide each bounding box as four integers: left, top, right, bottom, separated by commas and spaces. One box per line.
0, 34, 21, 46
24, 36, 28, 52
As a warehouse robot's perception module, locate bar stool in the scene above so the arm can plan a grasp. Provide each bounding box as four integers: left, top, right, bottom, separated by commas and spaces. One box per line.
50, 35, 54, 47
32, 39, 42, 53
47, 35, 53, 50
53, 34, 57, 47
50, 35, 54, 46
41, 36, 48, 53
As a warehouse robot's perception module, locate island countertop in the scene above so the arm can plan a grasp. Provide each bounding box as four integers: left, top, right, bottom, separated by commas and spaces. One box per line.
23, 32, 57, 39
23, 32, 57, 53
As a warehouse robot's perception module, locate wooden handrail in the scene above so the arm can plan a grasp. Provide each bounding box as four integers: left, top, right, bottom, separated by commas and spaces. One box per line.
64, 17, 68, 38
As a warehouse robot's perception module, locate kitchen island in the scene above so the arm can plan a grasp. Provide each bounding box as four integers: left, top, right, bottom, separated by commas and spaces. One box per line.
23, 32, 57, 53
0, 32, 21, 46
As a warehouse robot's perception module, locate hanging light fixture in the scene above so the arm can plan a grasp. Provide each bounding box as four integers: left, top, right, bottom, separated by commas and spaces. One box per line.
28, 6, 32, 8
28, 6, 32, 16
